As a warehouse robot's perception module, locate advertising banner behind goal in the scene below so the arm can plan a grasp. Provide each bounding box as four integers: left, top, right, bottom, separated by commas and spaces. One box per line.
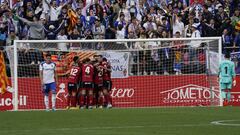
1, 75, 240, 111
101, 52, 129, 78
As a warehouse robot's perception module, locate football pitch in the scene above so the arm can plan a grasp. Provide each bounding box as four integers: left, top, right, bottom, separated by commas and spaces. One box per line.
0, 107, 240, 135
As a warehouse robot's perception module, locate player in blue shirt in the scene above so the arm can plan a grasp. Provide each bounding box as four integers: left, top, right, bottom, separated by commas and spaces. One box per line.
218, 53, 236, 106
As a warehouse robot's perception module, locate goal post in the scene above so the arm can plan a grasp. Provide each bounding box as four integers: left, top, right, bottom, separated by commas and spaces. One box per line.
9, 37, 222, 111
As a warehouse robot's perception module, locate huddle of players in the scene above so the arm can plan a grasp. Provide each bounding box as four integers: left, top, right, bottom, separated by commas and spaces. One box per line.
67, 54, 112, 109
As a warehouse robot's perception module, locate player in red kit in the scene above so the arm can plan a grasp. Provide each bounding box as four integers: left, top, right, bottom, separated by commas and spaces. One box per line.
91, 55, 100, 108
102, 57, 113, 108
94, 55, 104, 108
67, 56, 81, 109
80, 58, 94, 109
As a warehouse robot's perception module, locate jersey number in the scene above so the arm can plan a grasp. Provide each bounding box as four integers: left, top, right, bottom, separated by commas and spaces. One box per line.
85, 66, 90, 75
70, 69, 78, 76
225, 66, 228, 74
98, 68, 103, 76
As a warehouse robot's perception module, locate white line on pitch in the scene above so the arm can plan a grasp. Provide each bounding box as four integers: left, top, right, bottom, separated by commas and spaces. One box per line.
0, 124, 210, 133
211, 120, 240, 126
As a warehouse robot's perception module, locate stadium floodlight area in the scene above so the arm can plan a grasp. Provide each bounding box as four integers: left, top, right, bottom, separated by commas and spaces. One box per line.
7, 37, 222, 111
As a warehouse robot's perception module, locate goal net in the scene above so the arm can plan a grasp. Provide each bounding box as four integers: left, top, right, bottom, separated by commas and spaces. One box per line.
7, 37, 222, 111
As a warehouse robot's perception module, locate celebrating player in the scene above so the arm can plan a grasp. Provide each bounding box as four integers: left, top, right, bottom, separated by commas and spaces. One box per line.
218, 53, 236, 106
67, 56, 81, 109
102, 57, 112, 108
94, 55, 104, 108
39, 53, 58, 111
80, 58, 94, 109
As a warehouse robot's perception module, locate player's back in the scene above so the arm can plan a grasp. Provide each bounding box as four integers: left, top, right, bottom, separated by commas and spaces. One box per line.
68, 65, 81, 84
219, 60, 235, 83
102, 61, 111, 81
94, 63, 104, 84
82, 63, 94, 82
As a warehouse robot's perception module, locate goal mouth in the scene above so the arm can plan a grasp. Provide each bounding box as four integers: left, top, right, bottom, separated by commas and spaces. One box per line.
6, 37, 222, 111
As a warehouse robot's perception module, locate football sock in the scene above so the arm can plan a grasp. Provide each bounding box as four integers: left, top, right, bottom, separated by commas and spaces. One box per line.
104, 94, 110, 105
44, 95, 49, 110
88, 95, 93, 106
52, 94, 56, 109
71, 96, 76, 107
67, 95, 71, 107
98, 96, 104, 106
221, 91, 226, 99
79, 95, 85, 107
227, 92, 231, 102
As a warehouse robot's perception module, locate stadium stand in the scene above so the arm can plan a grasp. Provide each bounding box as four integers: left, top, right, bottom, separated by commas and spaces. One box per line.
1, 0, 240, 76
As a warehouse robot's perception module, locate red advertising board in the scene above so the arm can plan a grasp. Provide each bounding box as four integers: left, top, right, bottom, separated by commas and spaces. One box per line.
1, 75, 240, 111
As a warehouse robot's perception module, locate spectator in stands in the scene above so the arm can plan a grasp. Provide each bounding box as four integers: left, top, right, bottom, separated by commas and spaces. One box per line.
159, 30, 174, 75
234, 21, 240, 51
44, 21, 64, 40
222, 29, 232, 55
0, 22, 7, 47
173, 31, 183, 75
231, 9, 240, 27
172, 14, 184, 37
189, 23, 201, 73
2, 0, 240, 77
184, 16, 194, 37
201, 4, 213, 24
6, 29, 19, 46
44, 0, 68, 23
16, 15, 45, 40
143, 15, 157, 34
57, 29, 68, 51
202, 18, 218, 37
92, 18, 105, 39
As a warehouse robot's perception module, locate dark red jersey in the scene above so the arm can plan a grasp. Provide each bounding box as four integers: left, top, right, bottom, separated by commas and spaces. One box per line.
94, 63, 104, 85
102, 61, 111, 81
68, 65, 81, 84
81, 63, 94, 82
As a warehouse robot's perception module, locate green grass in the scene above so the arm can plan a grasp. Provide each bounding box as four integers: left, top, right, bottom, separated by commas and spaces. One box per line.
0, 107, 240, 135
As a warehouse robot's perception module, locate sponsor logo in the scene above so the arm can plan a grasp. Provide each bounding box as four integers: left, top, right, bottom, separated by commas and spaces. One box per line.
56, 83, 68, 102
160, 84, 220, 104
0, 95, 27, 107
111, 87, 135, 98
230, 92, 240, 102
0, 87, 28, 107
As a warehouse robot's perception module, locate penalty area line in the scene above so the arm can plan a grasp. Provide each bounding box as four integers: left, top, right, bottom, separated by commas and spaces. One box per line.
211, 120, 240, 126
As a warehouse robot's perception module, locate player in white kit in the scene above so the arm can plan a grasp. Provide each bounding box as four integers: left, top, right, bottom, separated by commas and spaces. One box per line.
39, 54, 58, 111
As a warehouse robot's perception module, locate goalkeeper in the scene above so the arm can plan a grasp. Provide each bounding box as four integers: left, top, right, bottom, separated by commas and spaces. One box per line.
218, 53, 236, 106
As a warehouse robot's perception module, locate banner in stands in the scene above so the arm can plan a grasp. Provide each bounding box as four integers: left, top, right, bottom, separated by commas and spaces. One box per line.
1, 75, 240, 111
231, 51, 240, 74
101, 52, 129, 78
0, 51, 10, 94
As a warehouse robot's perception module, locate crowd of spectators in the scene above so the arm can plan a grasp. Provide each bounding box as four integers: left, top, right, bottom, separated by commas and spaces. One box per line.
1, 0, 240, 75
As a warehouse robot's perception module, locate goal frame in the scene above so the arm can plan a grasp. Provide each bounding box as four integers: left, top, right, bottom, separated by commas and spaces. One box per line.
13, 37, 222, 111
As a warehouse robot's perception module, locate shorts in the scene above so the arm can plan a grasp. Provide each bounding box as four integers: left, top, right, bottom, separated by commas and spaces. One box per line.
220, 82, 232, 90
103, 81, 112, 90
43, 82, 56, 95
94, 83, 103, 92
81, 82, 94, 90
68, 83, 78, 93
